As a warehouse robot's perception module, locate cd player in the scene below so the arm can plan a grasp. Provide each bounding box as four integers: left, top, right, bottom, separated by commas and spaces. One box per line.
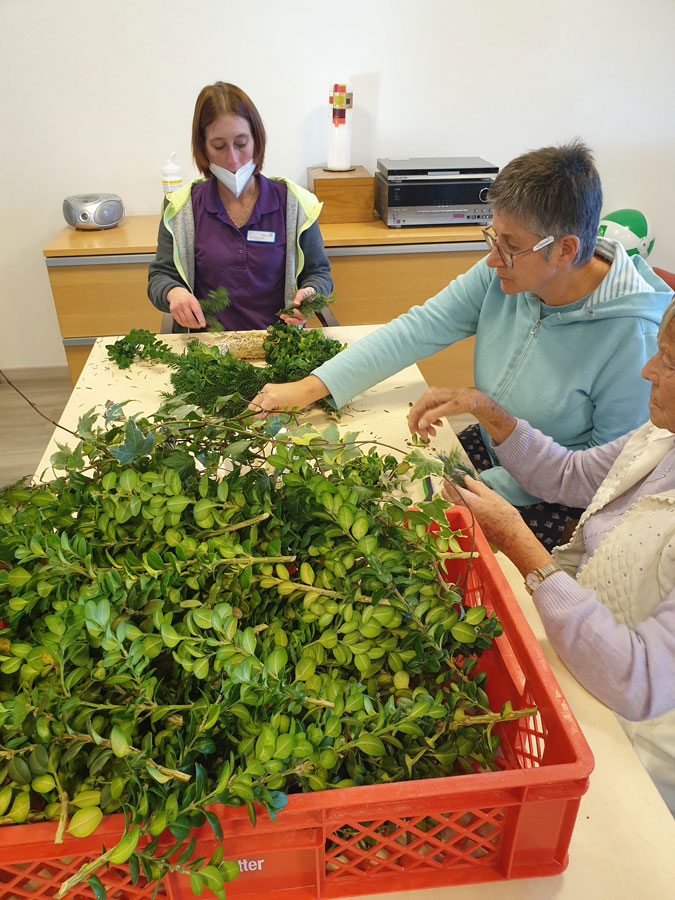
62, 193, 125, 230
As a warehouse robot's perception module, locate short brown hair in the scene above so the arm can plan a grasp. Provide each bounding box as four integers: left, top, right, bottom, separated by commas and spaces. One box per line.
191, 82, 266, 177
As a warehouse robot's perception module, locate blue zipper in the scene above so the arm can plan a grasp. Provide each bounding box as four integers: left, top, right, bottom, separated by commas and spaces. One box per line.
494, 316, 542, 403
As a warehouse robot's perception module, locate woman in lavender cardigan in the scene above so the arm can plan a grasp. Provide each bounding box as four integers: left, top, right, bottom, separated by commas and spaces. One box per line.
408, 297, 675, 814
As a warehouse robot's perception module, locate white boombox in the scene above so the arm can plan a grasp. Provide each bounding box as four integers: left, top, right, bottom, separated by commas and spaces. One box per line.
62, 193, 125, 230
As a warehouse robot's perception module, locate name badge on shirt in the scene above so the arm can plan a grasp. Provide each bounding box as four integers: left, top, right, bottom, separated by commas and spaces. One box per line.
247, 230, 276, 243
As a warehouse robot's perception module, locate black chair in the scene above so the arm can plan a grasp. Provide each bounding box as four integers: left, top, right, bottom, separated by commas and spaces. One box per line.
315, 304, 339, 327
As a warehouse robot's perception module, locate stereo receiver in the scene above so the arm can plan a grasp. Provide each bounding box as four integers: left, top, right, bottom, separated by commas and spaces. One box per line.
374, 157, 498, 227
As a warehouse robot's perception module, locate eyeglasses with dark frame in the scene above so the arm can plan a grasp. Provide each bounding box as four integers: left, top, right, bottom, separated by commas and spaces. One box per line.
481, 225, 555, 268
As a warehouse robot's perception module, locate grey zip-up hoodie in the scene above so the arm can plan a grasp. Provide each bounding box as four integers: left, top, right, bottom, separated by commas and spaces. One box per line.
147, 176, 332, 317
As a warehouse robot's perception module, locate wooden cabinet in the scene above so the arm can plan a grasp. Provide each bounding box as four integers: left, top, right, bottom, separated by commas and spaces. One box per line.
320, 221, 486, 388
44, 216, 486, 386
43, 216, 162, 383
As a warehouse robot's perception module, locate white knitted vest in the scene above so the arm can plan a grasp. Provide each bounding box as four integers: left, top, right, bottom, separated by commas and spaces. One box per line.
554, 422, 675, 813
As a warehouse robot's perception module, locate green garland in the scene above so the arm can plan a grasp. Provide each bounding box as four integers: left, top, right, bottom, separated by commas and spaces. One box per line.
107, 323, 346, 415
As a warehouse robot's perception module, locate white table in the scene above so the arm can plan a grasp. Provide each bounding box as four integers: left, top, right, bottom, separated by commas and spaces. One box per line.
37, 326, 675, 899
36, 326, 441, 479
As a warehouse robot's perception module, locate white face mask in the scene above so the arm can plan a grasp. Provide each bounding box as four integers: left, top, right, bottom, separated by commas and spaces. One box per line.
209, 159, 256, 197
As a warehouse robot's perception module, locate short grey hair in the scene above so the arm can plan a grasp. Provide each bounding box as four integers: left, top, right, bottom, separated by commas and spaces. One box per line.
487, 139, 602, 266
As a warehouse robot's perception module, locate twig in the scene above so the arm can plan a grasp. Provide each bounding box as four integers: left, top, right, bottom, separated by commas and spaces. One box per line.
0, 368, 79, 437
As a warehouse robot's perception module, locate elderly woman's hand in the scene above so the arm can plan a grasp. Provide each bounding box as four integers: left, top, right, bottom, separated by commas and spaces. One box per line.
409, 387, 483, 439
167, 287, 207, 329
443, 475, 552, 574
409, 387, 518, 444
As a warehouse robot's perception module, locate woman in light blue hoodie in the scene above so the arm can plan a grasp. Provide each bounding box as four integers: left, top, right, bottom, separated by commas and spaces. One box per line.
253, 141, 674, 548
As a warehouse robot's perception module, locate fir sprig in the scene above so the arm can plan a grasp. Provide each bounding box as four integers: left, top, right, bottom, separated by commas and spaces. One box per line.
278, 291, 337, 321
439, 449, 477, 488
168, 341, 269, 417
200, 286, 231, 331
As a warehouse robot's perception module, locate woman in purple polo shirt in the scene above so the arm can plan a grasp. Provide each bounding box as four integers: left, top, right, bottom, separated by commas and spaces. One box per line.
148, 82, 332, 332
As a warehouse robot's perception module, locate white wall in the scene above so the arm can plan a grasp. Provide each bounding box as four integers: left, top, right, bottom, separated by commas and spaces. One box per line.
1, 0, 674, 369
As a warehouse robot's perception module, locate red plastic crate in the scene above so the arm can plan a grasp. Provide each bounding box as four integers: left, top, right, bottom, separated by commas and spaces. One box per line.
0, 507, 594, 900
0, 815, 163, 899
164, 506, 594, 899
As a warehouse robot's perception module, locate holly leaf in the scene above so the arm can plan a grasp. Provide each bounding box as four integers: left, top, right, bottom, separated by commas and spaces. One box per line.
320, 422, 340, 444
261, 415, 284, 436
103, 399, 133, 424
110, 420, 154, 464
76, 407, 100, 440
404, 449, 444, 481
285, 424, 321, 446
222, 440, 252, 461
163, 450, 196, 479
50, 440, 85, 472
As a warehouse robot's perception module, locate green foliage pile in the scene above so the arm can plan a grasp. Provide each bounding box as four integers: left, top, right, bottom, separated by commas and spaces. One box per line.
0, 403, 532, 897
260, 323, 343, 383
168, 342, 269, 419
107, 323, 346, 415
104, 332, 172, 371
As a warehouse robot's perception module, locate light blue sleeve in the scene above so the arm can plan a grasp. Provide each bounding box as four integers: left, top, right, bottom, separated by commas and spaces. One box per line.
477, 322, 657, 506
313, 259, 493, 409
587, 330, 657, 446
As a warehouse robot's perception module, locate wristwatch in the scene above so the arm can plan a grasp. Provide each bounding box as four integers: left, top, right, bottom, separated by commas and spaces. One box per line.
524, 562, 561, 594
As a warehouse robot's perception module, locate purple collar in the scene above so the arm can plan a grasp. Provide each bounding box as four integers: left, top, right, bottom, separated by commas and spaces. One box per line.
203, 174, 281, 225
